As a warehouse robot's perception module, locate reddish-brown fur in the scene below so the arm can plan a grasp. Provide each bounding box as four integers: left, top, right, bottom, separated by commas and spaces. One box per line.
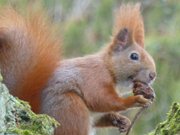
0, 4, 156, 135
113, 3, 144, 47
0, 8, 61, 112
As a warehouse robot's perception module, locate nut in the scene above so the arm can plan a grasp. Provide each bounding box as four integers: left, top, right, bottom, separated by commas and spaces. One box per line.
133, 82, 155, 101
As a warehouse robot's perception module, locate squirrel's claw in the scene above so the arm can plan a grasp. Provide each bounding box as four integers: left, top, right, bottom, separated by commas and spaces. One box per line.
134, 95, 152, 107
111, 114, 131, 133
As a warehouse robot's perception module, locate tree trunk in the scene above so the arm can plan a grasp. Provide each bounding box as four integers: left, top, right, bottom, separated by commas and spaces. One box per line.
0, 74, 59, 135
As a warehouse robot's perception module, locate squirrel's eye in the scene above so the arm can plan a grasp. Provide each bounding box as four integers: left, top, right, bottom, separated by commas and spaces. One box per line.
130, 52, 139, 61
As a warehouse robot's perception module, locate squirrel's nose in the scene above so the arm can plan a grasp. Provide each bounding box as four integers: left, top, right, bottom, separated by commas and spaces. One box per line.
149, 72, 156, 81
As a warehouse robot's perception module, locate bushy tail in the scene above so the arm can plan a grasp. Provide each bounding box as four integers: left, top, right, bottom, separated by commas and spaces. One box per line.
113, 3, 144, 47
0, 8, 61, 112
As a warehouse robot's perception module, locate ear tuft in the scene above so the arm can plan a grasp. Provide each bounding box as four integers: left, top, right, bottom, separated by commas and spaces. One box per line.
113, 3, 144, 48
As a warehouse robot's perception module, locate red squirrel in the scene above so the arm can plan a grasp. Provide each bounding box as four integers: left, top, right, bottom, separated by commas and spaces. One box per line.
0, 3, 156, 135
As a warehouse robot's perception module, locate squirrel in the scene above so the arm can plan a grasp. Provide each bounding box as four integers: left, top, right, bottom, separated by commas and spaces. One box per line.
0, 3, 156, 135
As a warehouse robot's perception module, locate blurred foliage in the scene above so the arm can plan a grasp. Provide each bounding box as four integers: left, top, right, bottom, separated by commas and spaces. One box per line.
149, 102, 180, 135
0, 0, 179, 135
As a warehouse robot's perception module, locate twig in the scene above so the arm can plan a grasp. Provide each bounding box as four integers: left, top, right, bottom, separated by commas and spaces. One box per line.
125, 106, 147, 135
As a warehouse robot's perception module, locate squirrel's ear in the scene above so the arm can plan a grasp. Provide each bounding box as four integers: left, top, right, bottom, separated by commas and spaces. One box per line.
0, 29, 10, 50
111, 28, 131, 52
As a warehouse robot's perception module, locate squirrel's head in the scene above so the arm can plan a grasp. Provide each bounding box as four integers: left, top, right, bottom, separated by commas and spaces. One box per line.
106, 28, 156, 89
105, 3, 156, 90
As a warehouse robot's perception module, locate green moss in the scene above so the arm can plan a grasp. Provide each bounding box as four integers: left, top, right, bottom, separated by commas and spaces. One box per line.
0, 75, 59, 135
149, 102, 180, 135
5, 98, 59, 135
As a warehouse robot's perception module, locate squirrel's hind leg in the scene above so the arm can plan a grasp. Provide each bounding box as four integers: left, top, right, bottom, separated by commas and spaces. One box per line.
42, 92, 90, 135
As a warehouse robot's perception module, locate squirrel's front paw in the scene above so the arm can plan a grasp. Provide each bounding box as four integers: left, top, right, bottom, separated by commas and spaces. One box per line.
134, 95, 152, 107
111, 114, 131, 133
